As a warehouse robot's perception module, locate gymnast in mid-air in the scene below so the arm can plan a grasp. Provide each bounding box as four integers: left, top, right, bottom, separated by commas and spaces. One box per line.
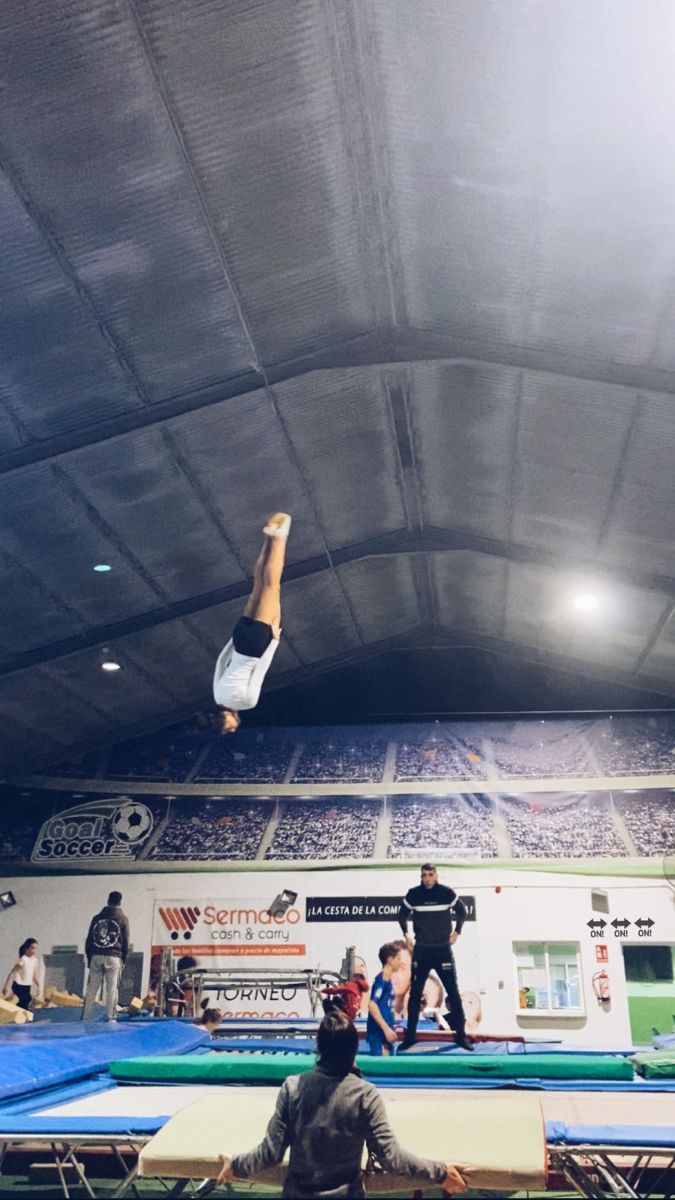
213, 513, 291, 733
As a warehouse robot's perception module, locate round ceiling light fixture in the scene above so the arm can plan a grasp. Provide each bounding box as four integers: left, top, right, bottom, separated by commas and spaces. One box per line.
101, 660, 121, 672
93, 563, 112, 573
572, 593, 600, 612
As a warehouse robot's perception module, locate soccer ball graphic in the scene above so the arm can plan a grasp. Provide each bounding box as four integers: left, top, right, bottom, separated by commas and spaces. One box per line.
112, 801, 153, 844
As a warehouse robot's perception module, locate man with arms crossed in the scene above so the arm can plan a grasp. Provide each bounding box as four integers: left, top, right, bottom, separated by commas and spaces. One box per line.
398, 863, 473, 1051
213, 513, 291, 733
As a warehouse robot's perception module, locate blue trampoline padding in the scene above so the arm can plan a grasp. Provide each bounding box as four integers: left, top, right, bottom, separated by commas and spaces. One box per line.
212, 1037, 318, 1054
0, 1077, 115, 1117
0, 1116, 165, 1136
546, 1120, 675, 1149
0, 1021, 209, 1103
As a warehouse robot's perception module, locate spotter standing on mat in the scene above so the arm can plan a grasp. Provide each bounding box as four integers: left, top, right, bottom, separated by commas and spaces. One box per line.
213, 513, 291, 733
398, 863, 473, 1051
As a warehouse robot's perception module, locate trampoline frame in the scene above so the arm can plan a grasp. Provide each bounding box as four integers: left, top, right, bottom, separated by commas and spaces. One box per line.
0, 1131, 147, 1200
2, 1128, 674, 1200
168, 965, 344, 1018
550, 1144, 675, 1200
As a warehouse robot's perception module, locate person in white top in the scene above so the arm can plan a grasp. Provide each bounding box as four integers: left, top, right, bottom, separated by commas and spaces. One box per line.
213, 513, 292, 733
3, 937, 41, 1010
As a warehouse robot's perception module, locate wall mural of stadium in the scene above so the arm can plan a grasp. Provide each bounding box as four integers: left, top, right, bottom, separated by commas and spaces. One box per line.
2, 713, 674, 869
2, 713, 674, 1049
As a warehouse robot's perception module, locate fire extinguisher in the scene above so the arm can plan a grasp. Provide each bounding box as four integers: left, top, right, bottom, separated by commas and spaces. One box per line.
592, 970, 611, 1004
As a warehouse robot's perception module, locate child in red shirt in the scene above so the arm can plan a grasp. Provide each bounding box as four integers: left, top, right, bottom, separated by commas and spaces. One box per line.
321, 973, 369, 1021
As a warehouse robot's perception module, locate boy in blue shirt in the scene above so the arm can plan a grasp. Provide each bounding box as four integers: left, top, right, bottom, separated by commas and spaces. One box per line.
367, 942, 402, 1056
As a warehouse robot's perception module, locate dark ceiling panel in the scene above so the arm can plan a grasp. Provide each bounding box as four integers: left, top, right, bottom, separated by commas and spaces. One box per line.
371, 0, 542, 344
167, 391, 327, 563
503, 561, 670, 672
337, 557, 421, 642
0, 665, 110, 760
0, 464, 162, 641
410, 362, 518, 540
63, 427, 243, 602
280, 573, 364, 661
637, 609, 675, 681
522, 8, 675, 366
113, 620, 213, 704
0, 173, 142, 444
3, 1, 675, 768
276, 368, 407, 546
431, 550, 506, 637
373, 1, 675, 369
513, 374, 636, 558
0, 0, 252, 402
0, 555, 84, 658
600, 393, 675, 576
136, 0, 378, 363
40, 650, 177, 726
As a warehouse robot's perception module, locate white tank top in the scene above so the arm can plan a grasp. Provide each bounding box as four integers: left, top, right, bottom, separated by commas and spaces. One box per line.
212, 637, 279, 711
14, 955, 39, 987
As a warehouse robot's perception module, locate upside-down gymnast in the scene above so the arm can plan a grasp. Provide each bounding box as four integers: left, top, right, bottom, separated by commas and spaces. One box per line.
213, 513, 291, 733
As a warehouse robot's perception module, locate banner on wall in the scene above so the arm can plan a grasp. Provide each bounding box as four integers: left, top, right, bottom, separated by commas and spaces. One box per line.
149, 897, 311, 1019
306, 895, 476, 921
31, 795, 167, 865
149, 891, 482, 1026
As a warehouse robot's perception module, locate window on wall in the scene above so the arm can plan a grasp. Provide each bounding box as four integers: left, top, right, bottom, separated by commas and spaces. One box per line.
623, 945, 673, 983
514, 942, 583, 1016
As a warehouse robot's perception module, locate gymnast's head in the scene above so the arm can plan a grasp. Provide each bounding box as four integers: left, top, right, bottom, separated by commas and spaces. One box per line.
220, 707, 241, 735
316, 1009, 359, 1076
197, 1007, 223, 1033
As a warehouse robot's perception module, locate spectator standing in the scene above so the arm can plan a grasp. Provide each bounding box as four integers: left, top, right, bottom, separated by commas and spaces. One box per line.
398, 863, 472, 1051
217, 1010, 469, 1198
3, 938, 41, 1010
83, 890, 130, 1021
367, 943, 401, 1056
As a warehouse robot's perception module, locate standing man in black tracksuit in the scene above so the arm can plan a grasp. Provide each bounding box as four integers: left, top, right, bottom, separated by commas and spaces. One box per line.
398, 863, 473, 1051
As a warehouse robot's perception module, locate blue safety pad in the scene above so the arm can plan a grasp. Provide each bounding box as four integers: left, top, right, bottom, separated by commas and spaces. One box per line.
546, 1120, 675, 1148
0, 1021, 209, 1103
0, 1077, 115, 1117
351, 1076, 675, 1091
0, 1116, 164, 1136
212, 1037, 318, 1054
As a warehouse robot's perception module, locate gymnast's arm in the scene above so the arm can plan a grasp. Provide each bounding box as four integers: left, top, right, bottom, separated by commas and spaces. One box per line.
451, 894, 467, 942
220, 1080, 292, 1181
398, 892, 414, 949
361, 1085, 466, 1189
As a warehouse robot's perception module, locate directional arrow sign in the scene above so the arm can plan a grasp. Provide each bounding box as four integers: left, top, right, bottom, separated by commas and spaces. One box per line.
635, 918, 655, 929
587, 919, 607, 931
611, 918, 631, 930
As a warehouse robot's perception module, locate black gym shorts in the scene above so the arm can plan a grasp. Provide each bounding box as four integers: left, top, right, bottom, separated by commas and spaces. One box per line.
232, 616, 274, 659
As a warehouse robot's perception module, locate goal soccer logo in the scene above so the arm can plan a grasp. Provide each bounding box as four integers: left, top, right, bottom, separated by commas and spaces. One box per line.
31, 797, 155, 863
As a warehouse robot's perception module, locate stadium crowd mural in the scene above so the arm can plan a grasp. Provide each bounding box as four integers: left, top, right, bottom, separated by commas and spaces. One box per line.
1, 783, 674, 868
0, 714, 672, 868
35, 714, 675, 786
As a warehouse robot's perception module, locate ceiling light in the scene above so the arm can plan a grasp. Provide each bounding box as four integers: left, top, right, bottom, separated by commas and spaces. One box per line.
101, 660, 121, 672
93, 564, 112, 572
572, 593, 600, 612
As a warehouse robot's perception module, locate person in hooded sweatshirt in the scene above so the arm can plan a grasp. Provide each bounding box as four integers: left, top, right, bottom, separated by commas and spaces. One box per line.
83, 890, 130, 1021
